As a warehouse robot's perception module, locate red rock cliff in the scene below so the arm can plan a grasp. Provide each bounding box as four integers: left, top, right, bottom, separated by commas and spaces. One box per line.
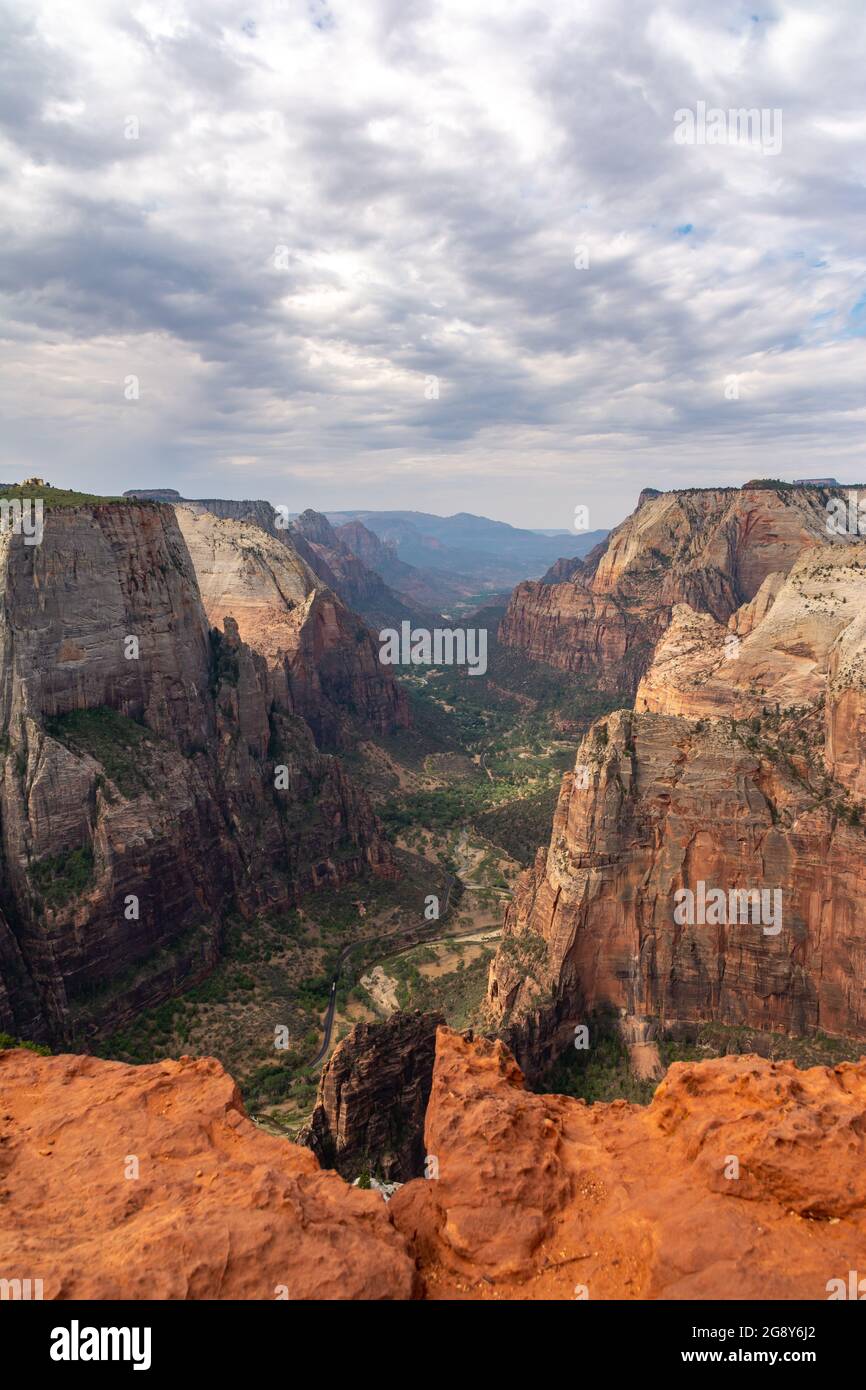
487, 708, 866, 1073
499, 485, 848, 693
0, 501, 391, 1044
4, 1034, 864, 1301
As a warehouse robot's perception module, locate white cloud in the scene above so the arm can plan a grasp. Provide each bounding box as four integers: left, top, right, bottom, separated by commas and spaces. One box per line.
0, 0, 864, 526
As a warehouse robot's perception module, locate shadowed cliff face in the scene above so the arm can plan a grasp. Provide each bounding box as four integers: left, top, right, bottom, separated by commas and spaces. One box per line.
301, 1010, 444, 1182
0, 502, 391, 1044
5, 1032, 866, 1301
499, 486, 851, 695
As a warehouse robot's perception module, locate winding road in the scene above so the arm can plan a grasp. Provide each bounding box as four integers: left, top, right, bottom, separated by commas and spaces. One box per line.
310, 874, 459, 1068
310, 825, 511, 1069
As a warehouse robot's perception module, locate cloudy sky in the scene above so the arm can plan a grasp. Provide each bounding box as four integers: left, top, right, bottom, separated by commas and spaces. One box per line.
1, 0, 864, 529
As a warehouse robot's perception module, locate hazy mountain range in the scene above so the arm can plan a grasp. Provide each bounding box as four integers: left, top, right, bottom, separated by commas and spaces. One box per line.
125, 491, 607, 617
324, 509, 607, 596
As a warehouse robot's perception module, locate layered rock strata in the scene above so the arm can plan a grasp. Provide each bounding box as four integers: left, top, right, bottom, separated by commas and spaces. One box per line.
0, 501, 390, 1043
487, 708, 866, 1074
500, 485, 850, 693
301, 1010, 444, 1181
175, 506, 409, 744
635, 545, 866, 722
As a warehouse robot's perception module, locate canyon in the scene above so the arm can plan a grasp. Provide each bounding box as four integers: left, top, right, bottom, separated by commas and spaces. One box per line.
488, 486, 866, 1077
5, 478, 866, 1303
125, 489, 425, 631
0, 494, 394, 1046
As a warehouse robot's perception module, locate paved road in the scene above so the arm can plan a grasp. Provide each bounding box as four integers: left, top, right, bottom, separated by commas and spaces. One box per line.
310, 965, 344, 1068
309, 823, 512, 1069
310, 877, 459, 1069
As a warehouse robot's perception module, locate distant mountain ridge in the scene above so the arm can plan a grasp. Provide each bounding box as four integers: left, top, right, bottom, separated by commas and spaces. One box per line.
325, 509, 607, 591
124, 493, 606, 616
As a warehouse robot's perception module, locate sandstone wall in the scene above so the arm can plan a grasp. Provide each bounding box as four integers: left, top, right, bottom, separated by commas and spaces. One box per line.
499, 485, 850, 693
487, 710, 866, 1074
0, 503, 391, 1043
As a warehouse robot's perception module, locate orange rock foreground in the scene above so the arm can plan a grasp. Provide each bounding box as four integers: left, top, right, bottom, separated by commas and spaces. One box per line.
3, 1030, 866, 1300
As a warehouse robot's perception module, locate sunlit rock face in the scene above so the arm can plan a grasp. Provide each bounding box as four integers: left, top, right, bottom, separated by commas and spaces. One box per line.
487, 708, 866, 1074
636, 545, 866, 720
175, 505, 410, 745
493, 495, 866, 1077
390, 1028, 866, 1300
6, 1032, 866, 1301
0, 1046, 418, 1300
500, 485, 850, 694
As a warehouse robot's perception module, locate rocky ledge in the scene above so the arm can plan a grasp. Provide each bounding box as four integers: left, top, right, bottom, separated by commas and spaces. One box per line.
0, 1046, 417, 1300
3, 1029, 866, 1301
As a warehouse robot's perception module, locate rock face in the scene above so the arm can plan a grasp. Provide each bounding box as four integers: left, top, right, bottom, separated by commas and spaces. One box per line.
826, 604, 866, 800
301, 1010, 444, 1181
0, 1046, 417, 1300
332, 519, 445, 616
500, 485, 849, 693
540, 554, 586, 584
0, 501, 391, 1044
174, 507, 409, 744
336, 519, 403, 576
490, 499, 866, 1077
487, 707, 866, 1075
635, 545, 866, 722
290, 509, 426, 628
390, 1028, 866, 1299
7, 1031, 866, 1301
125, 492, 420, 632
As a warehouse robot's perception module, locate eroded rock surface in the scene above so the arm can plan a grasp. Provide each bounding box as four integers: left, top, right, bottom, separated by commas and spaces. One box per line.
500, 485, 850, 693
175, 506, 409, 743
391, 1028, 866, 1299
0, 501, 391, 1043
487, 708, 866, 1072
0, 1047, 417, 1300
6, 1032, 865, 1301
636, 545, 866, 721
